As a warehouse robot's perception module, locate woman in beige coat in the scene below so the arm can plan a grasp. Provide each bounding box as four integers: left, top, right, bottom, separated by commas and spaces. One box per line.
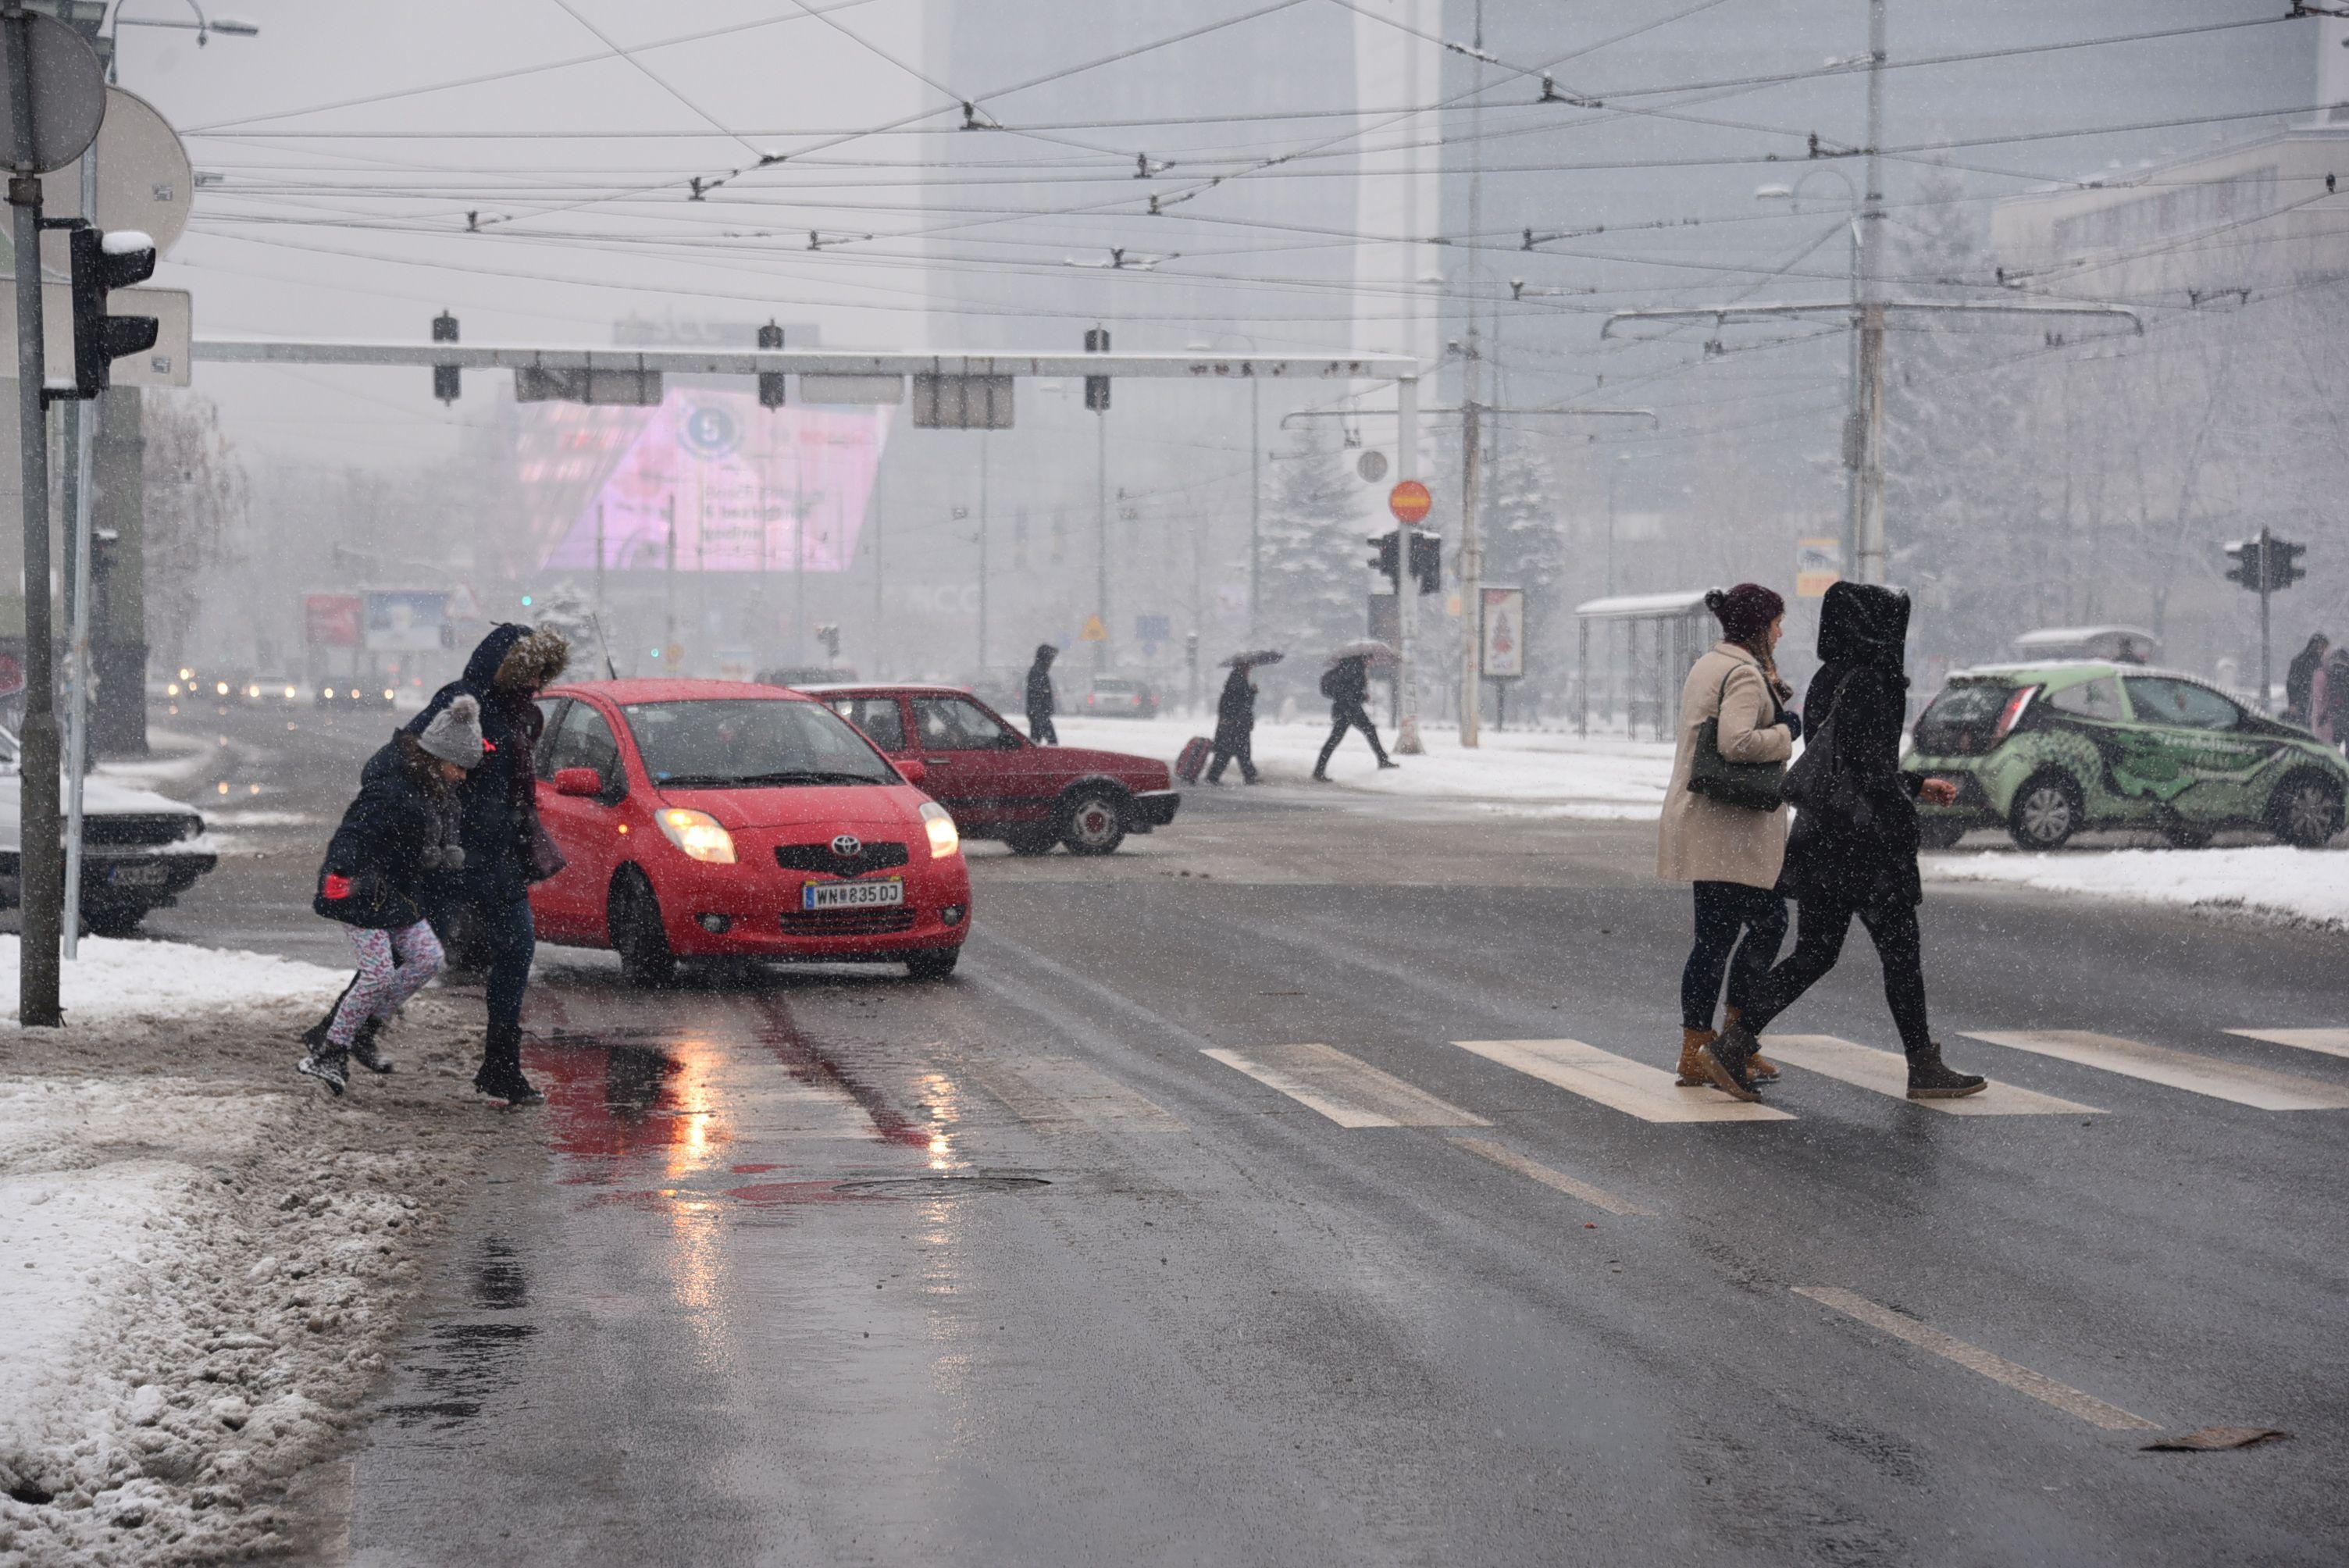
1656, 583, 1800, 1086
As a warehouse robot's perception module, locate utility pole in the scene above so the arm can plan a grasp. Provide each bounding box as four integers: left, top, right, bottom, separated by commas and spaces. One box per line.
1246, 375, 1261, 643
976, 429, 989, 670
1088, 329, 1111, 672
1855, 0, 1888, 584
870, 461, 884, 675
1457, 0, 1487, 747
663, 493, 677, 653
1395, 372, 1422, 754
9, 2, 62, 1025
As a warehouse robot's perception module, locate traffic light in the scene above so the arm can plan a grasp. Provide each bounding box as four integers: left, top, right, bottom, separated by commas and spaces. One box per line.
816, 623, 842, 659
757, 320, 786, 410
2225, 538, 2261, 590
1084, 325, 1110, 412
1409, 530, 1442, 595
66, 228, 159, 399
2269, 536, 2306, 591
1368, 529, 1400, 584
432, 311, 460, 404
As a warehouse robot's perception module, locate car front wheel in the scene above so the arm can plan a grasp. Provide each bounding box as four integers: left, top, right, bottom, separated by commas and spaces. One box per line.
2269, 772, 2344, 848
2008, 772, 2082, 852
610, 870, 676, 987
906, 946, 960, 981
1060, 789, 1128, 856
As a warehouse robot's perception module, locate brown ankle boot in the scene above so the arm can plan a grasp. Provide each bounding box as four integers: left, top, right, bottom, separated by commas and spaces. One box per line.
1725, 1007, 1779, 1081
1676, 1027, 1716, 1086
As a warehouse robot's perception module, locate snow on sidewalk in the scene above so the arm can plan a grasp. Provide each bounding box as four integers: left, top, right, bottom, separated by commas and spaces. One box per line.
0, 934, 344, 1026
0, 949, 496, 1565
1924, 844, 2349, 930
1052, 715, 1674, 815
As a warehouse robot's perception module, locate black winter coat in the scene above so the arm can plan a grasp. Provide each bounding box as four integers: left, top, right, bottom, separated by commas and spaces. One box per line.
1779, 583, 1926, 909
314, 739, 462, 929
1325, 656, 1371, 711
1025, 657, 1056, 718
2286, 638, 2326, 721
1214, 669, 1257, 747
407, 624, 545, 906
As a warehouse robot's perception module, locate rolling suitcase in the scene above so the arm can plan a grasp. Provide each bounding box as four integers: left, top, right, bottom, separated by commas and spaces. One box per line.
1174, 736, 1211, 784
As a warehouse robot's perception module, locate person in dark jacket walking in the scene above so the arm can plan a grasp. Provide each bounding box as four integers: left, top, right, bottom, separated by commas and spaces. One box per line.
297, 697, 481, 1095
1313, 653, 1397, 780
1701, 583, 1987, 1103
2323, 645, 2349, 753
2284, 633, 2328, 725
408, 623, 571, 1106
1025, 643, 1060, 744
1206, 663, 1261, 784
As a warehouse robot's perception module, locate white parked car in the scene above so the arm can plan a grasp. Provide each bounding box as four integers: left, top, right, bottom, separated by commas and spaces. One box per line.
0, 728, 217, 937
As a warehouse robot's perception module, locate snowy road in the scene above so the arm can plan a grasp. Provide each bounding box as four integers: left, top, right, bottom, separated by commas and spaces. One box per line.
97, 700, 2349, 1563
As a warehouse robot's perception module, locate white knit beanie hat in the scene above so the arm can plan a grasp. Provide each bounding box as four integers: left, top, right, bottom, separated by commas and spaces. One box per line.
418, 694, 484, 768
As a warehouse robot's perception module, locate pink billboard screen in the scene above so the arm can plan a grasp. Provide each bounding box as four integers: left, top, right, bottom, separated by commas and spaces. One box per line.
519, 390, 887, 574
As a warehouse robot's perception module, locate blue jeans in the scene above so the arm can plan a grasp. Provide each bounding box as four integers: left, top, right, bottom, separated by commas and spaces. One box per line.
1681, 881, 1788, 1032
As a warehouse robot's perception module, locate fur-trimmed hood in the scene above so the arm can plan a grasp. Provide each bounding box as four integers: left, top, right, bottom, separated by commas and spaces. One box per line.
492, 626, 571, 693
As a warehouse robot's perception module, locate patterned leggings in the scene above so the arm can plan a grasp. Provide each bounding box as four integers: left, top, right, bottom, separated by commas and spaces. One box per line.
326, 921, 444, 1049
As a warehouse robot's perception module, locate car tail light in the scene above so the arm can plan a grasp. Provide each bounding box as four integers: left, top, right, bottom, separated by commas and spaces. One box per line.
1992, 686, 2040, 741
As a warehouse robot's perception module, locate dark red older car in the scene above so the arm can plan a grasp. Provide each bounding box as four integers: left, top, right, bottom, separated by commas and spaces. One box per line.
797, 683, 1179, 855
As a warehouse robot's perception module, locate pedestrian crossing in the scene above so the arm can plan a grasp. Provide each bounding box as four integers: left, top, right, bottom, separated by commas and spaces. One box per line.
1191, 1025, 2349, 1131
1961, 1030, 2349, 1112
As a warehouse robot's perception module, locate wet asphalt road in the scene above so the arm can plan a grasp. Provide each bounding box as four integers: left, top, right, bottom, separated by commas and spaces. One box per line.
154, 704, 2349, 1565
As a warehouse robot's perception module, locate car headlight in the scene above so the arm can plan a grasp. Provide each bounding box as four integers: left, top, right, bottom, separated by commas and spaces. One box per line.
920, 800, 959, 859
383, 689, 396, 701
656, 807, 736, 864
283, 685, 298, 700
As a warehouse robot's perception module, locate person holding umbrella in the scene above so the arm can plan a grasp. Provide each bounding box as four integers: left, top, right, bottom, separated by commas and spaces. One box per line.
1208, 650, 1280, 784
1314, 640, 1399, 781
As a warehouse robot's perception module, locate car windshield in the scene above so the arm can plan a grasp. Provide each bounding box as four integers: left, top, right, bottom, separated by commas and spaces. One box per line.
622, 699, 899, 787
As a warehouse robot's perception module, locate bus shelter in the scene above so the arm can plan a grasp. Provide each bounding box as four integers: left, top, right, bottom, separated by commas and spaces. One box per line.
1574, 590, 1714, 739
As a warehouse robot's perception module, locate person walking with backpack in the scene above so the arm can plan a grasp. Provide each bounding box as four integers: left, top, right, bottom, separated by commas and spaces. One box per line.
1313, 651, 1398, 780
297, 698, 482, 1096
1657, 585, 1799, 1088
1025, 643, 1060, 745
411, 623, 571, 1107
1205, 661, 1261, 784
1701, 583, 1987, 1103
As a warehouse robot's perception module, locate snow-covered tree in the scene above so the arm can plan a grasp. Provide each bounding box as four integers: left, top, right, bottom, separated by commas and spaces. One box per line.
1256, 422, 1370, 659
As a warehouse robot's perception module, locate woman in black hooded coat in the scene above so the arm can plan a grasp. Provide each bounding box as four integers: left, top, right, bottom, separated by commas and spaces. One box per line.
1702, 583, 1987, 1102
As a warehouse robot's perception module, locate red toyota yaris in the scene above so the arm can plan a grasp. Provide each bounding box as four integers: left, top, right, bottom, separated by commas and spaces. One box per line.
526, 679, 971, 984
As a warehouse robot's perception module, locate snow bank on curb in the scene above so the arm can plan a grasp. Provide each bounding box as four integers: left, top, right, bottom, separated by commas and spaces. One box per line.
0, 999, 491, 1566
0, 935, 345, 1026
1924, 845, 2349, 930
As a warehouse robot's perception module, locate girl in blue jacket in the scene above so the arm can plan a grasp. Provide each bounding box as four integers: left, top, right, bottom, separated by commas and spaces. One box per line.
298, 696, 480, 1094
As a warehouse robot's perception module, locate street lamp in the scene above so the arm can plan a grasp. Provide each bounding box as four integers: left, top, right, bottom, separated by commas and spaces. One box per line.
107, 1, 258, 77
1757, 170, 1862, 579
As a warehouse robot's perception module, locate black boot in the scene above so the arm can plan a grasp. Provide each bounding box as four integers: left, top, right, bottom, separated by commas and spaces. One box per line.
348, 1015, 395, 1076
1906, 1042, 1987, 1100
473, 1025, 543, 1107
296, 1049, 348, 1096
1696, 1021, 1766, 1103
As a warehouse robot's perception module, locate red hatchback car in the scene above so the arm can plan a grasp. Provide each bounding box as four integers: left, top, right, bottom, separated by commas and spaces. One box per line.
799, 683, 1179, 855
526, 680, 971, 983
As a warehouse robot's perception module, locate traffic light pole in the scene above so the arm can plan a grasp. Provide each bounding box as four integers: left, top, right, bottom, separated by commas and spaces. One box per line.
2258, 524, 2274, 715
62, 145, 98, 960
8, 5, 62, 1026
1395, 372, 1422, 755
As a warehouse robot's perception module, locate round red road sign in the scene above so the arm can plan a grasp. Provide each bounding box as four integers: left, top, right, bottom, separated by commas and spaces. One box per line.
1388, 479, 1431, 525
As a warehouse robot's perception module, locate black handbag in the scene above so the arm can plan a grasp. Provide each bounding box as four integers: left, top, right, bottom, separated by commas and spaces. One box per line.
1686, 665, 1787, 812
1782, 678, 1873, 836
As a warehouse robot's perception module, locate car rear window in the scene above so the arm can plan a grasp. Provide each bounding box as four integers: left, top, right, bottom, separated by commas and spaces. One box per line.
622, 699, 899, 787
1918, 682, 2011, 729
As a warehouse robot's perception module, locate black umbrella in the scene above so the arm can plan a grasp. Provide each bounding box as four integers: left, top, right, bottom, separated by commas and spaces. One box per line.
1219, 649, 1285, 668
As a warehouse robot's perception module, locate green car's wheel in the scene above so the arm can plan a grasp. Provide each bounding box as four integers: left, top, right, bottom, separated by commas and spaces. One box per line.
2268, 772, 2344, 849
2008, 772, 2082, 852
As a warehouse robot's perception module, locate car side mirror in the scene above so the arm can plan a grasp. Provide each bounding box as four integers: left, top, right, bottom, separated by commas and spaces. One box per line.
895, 757, 929, 787
552, 767, 604, 798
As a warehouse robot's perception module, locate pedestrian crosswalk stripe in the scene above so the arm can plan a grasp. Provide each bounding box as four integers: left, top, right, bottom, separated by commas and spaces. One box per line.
1201, 1044, 1490, 1128
1794, 1287, 2159, 1432
1446, 1135, 1652, 1216
2225, 1028, 2349, 1061
967, 1054, 1185, 1133
1450, 1039, 1793, 1124
1962, 1030, 2349, 1112
1766, 1035, 2101, 1117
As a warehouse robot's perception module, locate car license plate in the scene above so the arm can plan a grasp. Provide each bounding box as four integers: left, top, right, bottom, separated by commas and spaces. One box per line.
108, 864, 171, 889
801, 877, 903, 911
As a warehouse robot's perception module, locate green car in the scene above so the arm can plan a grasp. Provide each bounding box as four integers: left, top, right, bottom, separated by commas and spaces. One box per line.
1902, 661, 2349, 851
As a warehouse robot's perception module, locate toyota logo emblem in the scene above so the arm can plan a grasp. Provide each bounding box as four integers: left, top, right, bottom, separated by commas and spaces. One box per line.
831, 833, 862, 857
